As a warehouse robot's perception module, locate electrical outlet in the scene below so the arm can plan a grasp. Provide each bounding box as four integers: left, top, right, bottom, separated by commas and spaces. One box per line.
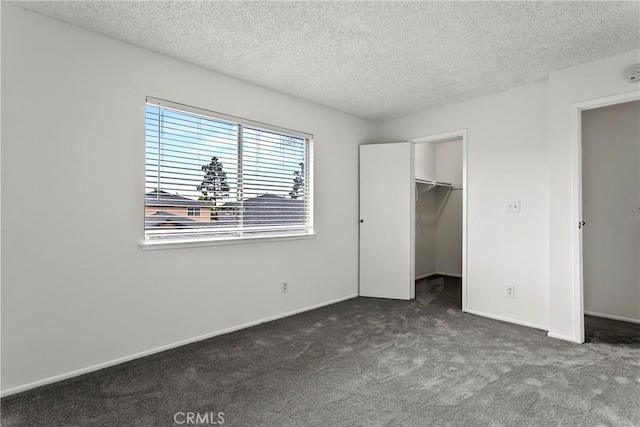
281, 281, 289, 293
505, 286, 515, 298
507, 200, 521, 213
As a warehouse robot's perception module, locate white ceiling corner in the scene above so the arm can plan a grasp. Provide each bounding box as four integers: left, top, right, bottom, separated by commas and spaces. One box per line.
10, 1, 640, 122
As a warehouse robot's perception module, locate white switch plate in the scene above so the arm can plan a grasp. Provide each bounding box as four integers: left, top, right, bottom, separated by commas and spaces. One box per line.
507, 200, 521, 213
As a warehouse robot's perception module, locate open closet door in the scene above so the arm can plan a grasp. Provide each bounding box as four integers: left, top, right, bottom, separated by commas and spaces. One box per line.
359, 142, 415, 300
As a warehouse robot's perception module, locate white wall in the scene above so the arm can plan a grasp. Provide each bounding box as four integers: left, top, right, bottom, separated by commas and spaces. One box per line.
582, 101, 640, 322
378, 82, 550, 330
435, 188, 462, 276
414, 142, 436, 182
415, 187, 436, 278
435, 140, 463, 276
436, 140, 463, 185
547, 49, 640, 342
0, 5, 375, 394
0, 6, 3, 361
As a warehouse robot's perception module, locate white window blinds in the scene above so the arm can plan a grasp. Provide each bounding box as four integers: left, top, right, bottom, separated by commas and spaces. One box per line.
145, 98, 313, 242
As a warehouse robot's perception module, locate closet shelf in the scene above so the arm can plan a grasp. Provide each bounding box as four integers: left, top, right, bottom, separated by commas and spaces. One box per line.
415, 180, 460, 191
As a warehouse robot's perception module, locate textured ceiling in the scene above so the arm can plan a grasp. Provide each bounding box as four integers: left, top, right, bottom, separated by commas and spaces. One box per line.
11, 1, 640, 122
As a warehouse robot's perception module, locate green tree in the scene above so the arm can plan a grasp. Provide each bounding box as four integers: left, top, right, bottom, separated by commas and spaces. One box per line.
289, 162, 305, 199
197, 157, 230, 216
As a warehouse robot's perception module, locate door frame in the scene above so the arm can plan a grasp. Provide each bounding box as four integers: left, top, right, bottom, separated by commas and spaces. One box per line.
570, 90, 639, 343
410, 129, 468, 311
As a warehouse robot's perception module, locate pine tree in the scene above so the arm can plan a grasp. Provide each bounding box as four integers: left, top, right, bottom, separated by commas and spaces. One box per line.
197, 157, 230, 214
289, 162, 305, 199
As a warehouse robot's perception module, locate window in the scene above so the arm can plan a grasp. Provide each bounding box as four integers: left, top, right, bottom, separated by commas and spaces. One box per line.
144, 97, 313, 243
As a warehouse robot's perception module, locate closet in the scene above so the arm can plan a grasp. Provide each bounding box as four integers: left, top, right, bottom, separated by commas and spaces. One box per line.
359, 138, 464, 300
414, 139, 463, 280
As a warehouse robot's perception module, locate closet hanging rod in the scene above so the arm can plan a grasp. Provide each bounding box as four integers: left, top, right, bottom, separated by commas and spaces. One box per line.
415, 181, 462, 201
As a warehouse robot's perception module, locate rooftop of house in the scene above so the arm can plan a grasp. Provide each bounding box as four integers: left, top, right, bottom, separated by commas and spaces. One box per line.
144, 210, 196, 228
145, 190, 213, 208
146, 193, 306, 229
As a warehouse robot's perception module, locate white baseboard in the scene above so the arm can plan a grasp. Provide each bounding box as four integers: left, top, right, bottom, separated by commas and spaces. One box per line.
547, 331, 582, 343
464, 308, 548, 331
584, 311, 640, 325
0, 294, 358, 398
415, 272, 463, 280
434, 271, 462, 278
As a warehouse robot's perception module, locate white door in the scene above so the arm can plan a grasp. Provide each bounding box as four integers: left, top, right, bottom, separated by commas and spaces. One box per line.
359, 142, 415, 300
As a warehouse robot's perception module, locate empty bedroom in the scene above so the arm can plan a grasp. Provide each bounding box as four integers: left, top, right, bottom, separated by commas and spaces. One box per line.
1, 1, 639, 426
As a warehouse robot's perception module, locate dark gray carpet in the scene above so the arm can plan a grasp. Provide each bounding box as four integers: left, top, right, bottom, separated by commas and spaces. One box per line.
585, 313, 640, 346
2, 276, 639, 426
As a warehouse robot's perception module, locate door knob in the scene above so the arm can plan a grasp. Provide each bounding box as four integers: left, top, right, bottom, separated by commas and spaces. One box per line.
360, 219, 364, 223
578, 220, 586, 229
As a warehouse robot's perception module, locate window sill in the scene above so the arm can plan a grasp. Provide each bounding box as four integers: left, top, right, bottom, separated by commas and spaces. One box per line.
139, 232, 317, 251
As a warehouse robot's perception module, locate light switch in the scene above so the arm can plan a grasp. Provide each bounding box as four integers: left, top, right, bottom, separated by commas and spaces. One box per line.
507, 200, 521, 213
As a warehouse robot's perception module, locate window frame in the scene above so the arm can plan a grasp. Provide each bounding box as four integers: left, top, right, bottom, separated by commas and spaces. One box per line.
141, 97, 315, 249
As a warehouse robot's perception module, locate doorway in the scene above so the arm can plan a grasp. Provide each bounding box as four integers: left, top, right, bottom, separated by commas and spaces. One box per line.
411, 130, 468, 311
572, 92, 640, 343
412, 134, 465, 311
581, 100, 640, 342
